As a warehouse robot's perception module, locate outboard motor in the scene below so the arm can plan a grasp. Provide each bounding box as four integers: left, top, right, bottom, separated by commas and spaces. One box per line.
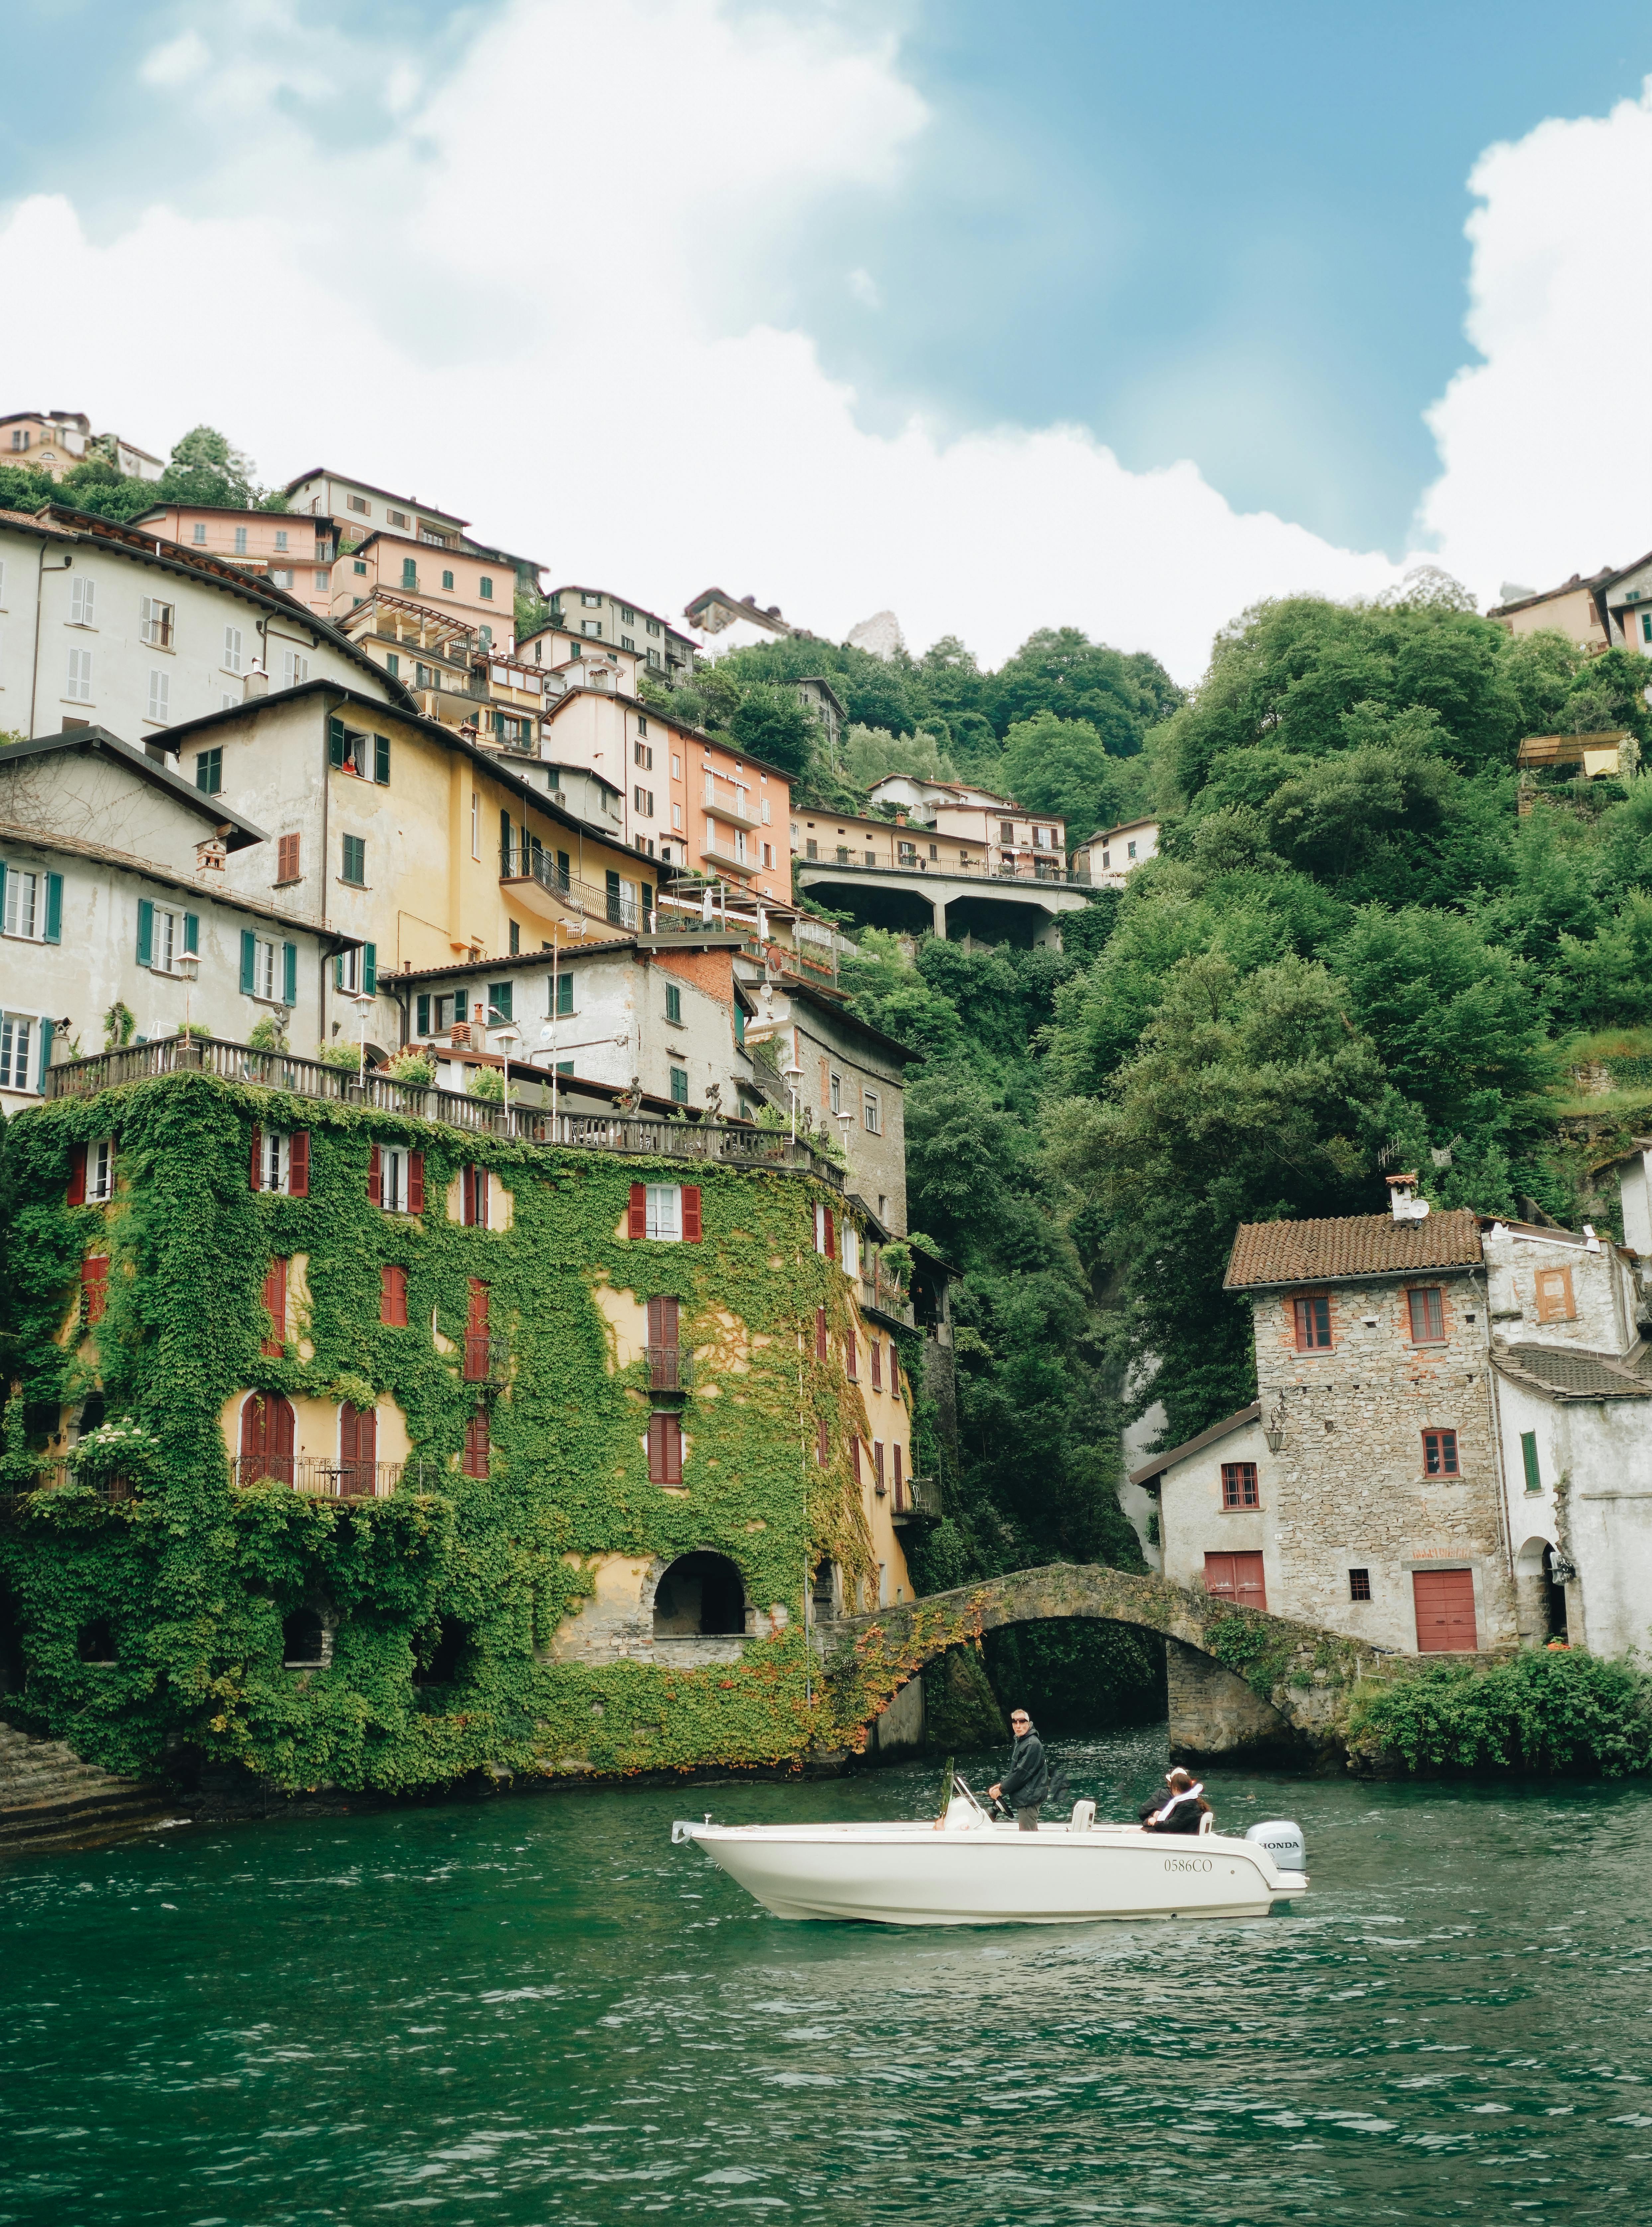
1245, 1819, 1306, 1872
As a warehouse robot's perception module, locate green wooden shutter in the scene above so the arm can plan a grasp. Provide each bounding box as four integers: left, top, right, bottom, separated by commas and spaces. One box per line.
183, 911, 199, 956
329, 715, 346, 768
282, 941, 297, 1007
43, 872, 63, 944
735, 1003, 745, 1049
1521, 1431, 1542, 1493
362, 942, 377, 996
374, 733, 390, 785
136, 898, 154, 966
334, 953, 344, 991
416, 994, 430, 1035
500, 809, 513, 873
240, 929, 256, 994
0, 863, 7, 924
38, 1017, 53, 1088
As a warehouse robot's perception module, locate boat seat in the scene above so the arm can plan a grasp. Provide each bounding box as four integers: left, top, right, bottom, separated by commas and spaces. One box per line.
1069, 1799, 1096, 1833
1198, 1810, 1215, 1836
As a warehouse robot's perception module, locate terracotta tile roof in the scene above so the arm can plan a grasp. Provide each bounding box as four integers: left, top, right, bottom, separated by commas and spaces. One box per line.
1224, 1209, 1483, 1290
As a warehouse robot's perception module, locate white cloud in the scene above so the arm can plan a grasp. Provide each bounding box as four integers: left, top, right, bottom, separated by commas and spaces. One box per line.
138, 30, 210, 88
16, 2, 1635, 683
1416, 79, 1652, 599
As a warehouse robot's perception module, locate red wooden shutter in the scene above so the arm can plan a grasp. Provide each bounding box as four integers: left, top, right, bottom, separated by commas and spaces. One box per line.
647, 1296, 666, 1346
240, 1393, 295, 1485
80, 1255, 109, 1326
261, 1258, 287, 1356
681, 1184, 702, 1242
1414, 1569, 1476, 1651
1204, 1551, 1266, 1611
66, 1144, 87, 1206
463, 1412, 490, 1478
288, 1130, 309, 1197
629, 1181, 647, 1239
893, 1443, 904, 1507
380, 1264, 407, 1326
367, 1142, 380, 1204
647, 1412, 682, 1485
248, 1125, 262, 1193
845, 1333, 857, 1381
873, 1440, 885, 1489
464, 1279, 490, 1381
870, 1339, 882, 1392
340, 1402, 376, 1495
408, 1151, 425, 1214
824, 1207, 835, 1260
815, 1306, 828, 1362
850, 1437, 861, 1483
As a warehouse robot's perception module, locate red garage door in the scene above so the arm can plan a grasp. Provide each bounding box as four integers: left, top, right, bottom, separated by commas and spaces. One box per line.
1205, 1552, 1266, 1612
1413, 1568, 1477, 1651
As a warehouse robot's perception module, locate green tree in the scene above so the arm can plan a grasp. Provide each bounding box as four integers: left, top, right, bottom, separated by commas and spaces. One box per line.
999, 709, 1134, 840
726, 683, 819, 779
158, 425, 256, 509
989, 626, 1175, 752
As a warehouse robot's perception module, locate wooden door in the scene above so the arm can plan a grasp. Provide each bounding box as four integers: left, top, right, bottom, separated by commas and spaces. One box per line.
1204, 1551, 1267, 1612
1413, 1568, 1477, 1651
240, 1393, 295, 1484
339, 1403, 377, 1497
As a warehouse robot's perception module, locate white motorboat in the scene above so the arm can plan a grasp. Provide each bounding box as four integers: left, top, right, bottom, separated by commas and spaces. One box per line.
672, 1784, 1308, 1927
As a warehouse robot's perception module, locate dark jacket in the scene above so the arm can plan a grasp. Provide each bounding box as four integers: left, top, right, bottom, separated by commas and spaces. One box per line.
1000, 1728, 1049, 1807
1139, 1784, 1211, 1835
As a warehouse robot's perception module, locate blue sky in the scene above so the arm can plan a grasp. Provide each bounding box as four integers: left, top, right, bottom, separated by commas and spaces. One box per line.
4, 0, 1644, 557
2, 3, 1647, 671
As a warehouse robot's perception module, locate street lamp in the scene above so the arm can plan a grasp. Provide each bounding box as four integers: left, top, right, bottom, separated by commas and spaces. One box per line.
176, 949, 200, 1041
493, 1016, 521, 1123
781, 1058, 803, 1144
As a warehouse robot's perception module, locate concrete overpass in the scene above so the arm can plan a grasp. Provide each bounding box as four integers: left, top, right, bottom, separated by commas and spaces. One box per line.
794, 857, 1099, 950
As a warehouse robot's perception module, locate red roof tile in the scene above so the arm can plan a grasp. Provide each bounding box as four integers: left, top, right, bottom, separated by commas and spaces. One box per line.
1224, 1209, 1483, 1289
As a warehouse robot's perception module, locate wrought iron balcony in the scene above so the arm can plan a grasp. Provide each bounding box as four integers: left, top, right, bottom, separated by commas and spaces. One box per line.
231, 1454, 441, 1499
891, 1472, 942, 1526
646, 1344, 694, 1391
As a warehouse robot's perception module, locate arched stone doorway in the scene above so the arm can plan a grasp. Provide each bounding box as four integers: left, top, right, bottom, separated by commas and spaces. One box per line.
653, 1552, 747, 1638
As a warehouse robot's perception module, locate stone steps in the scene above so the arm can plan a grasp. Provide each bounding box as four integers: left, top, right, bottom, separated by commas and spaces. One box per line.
0, 1720, 169, 1853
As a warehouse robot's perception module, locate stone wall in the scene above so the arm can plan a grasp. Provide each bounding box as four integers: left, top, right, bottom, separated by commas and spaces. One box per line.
1252, 1271, 1517, 1653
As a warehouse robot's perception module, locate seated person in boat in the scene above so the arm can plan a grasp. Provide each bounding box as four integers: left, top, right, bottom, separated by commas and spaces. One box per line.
989, 1709, 1049, 1831
1138, 1768, 1211, 1835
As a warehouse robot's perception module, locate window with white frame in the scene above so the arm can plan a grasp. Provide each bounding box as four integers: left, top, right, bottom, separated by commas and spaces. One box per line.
87, 1137, 116, 1202
224, 626, 244, 675
193, 524, 208, 544
151, 906, 182, 972
139, 596, 174, 648
4, 866, 41, 938
0, 1013, 36, 1091
69, 576, 95, 626
842, 1221, 861, 1278
281, 650, 309, 689
863, 1088, 882, 1135
146, 669, 170, 723
829, 1070, 841, 1115
65, 646, 93, 702
252, 937, 278, 1001
380, 1148, 411, 1212
645, 1184, 681, 1241
260, 1130, 293, 1193
339, 945, 365, 994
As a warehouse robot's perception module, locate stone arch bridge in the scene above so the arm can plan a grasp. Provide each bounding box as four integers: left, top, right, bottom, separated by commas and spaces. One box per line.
826, 1563, 1386, 1767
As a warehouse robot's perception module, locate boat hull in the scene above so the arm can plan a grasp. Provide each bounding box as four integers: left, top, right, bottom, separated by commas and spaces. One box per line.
675, 1820, 1307, 1926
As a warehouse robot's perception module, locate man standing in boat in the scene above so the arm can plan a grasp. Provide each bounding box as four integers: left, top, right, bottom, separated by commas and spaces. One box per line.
989, 1708, 1049, 1831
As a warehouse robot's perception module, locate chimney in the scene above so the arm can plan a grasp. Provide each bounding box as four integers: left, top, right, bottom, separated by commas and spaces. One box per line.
895, 809, 908, 826
243, 659, 269, 701
1387, 1173, 1430, 1223
195, 834, 227, 877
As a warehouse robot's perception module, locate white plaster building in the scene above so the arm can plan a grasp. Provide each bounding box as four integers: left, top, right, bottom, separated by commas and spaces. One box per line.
0, 726, 355, 1111
0, 503, 402, 744
1073, 817, 1160, 886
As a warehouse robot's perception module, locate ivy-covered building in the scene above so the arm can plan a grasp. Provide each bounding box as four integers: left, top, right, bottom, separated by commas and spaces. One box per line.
0, 1047, 938, 1793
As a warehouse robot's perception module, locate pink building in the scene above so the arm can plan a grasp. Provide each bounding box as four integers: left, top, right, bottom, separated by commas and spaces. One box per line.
136, 504, 339, 618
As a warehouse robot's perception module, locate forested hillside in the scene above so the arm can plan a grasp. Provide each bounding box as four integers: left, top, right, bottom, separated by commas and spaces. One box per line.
656, 577, 1652, 1727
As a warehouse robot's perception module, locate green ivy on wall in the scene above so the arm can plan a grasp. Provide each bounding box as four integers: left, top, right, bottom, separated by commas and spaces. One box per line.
0, 1071, 890, 1791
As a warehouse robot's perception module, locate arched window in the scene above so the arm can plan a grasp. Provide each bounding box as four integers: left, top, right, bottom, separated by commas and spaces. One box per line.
653, 1552, 746, 1637
240, 1392, 296, 1485
77, 1618, 116, 1664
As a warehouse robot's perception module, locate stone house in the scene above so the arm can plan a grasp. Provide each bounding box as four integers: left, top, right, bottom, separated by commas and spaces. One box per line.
1135, 1178, 1517, 1656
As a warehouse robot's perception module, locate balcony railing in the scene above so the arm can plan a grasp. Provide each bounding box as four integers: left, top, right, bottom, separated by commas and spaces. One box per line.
462, 1333, 510, 1387
646, 1344, 694, 1391
859, 1273, 915, 1328
500, 842, 643, 930
797, 854, 1092, 889
1, 1459, 136, 1510
43, 1037, 845, 1188
232, 1455, 438, 1499
891, 1472, 942, 1525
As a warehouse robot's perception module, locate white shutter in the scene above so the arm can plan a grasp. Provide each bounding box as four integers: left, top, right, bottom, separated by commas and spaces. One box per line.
70, 576, 95, 626
147, 669, 169, 722
140, 596, 154, 644
66, 646, 92, 702
224, 625, 243, 674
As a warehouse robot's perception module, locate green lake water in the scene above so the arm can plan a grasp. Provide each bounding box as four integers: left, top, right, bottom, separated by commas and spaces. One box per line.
4, 1726, 1652, 2226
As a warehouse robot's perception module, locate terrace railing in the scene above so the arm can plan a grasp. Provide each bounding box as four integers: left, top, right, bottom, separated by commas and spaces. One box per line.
44, 1037, 846, 1188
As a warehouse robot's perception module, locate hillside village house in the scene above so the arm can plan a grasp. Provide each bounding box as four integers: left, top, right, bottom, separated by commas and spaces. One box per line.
0, 504, 404, 743
741, 973, 914, 1234
0, 727, 355, 1112
1488, 572, 1614, 652
136, 503, 340, 619
1134, 1167, 1652, 1663
283, 467, 470, 547
147, 680, 667, 1065
545, 585, 696, 682
863, 776, 1068, 876
332, 530, 512, 643
2, 410, 92, 478
1072, 817, 1160, 886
